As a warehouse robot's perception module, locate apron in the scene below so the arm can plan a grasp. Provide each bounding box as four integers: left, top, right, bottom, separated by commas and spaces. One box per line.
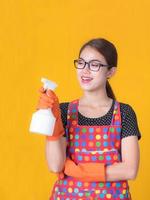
49, 99, 132, 200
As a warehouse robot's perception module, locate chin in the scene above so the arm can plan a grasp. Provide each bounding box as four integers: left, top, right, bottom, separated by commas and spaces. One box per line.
80, 84, 95, 92
80, 83, 103, 93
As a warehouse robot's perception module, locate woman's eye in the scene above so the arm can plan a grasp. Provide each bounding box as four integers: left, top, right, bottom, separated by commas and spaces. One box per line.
78, 60, 84, 65
91, 63, 99, 67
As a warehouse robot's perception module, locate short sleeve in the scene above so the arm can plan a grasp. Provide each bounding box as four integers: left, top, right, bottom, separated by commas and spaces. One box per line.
59, 102, 69, 137
121, 104, 141, 140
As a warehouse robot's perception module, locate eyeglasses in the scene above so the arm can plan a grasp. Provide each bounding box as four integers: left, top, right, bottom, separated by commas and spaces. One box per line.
74, 58, 109, 72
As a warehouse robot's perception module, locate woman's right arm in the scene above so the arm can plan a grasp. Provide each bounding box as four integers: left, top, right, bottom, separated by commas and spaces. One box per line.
45, 136, 67, 173
37, 87, 68, 173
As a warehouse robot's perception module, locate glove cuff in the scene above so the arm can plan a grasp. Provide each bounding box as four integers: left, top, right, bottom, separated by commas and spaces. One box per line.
46, 131, 64, 141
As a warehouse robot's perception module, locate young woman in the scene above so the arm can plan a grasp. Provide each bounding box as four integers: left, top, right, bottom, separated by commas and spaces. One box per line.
37, 38, 141, 200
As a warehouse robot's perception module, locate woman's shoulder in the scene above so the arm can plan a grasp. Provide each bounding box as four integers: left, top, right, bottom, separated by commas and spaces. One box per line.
118, 100, 137, 115
117, 100, 141, 140
60, 99, 78, 109
117, 100, 139, 123
60, 102, 69, 109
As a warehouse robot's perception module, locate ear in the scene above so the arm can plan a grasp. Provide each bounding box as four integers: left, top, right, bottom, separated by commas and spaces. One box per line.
106, 67, 117, 79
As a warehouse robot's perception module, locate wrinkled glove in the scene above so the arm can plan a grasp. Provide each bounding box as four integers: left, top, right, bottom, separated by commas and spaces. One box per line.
36, 87, 64, 141
64, 157, 106, 182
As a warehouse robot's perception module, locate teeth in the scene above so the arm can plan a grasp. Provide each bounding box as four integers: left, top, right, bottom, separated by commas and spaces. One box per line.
82, 76, 92, 80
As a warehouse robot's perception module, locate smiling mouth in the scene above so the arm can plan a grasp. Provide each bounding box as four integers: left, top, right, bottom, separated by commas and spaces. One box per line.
81, 76, 93, 83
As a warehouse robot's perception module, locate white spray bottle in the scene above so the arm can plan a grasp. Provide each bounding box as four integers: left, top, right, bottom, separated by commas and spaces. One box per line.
29, 77, 58, 136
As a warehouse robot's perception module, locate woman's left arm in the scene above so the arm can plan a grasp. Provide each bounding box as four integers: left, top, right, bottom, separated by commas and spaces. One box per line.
64, 135, 140, 182
106, 135, 140, 181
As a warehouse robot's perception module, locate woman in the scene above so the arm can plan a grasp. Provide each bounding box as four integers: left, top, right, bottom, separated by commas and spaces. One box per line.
37, 38, 141, 199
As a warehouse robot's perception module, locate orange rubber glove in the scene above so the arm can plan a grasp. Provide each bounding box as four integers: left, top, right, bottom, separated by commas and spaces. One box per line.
64, 158, 106, 182
36, 87, 65, 141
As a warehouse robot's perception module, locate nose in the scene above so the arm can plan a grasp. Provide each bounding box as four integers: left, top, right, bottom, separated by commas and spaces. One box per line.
82, 62, 91, 73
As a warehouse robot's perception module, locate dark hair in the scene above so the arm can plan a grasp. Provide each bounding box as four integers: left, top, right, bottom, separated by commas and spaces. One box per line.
79, 38, 118, 100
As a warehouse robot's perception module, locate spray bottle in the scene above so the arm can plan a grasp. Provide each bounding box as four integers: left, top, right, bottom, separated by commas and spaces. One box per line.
29, 77, 58, 136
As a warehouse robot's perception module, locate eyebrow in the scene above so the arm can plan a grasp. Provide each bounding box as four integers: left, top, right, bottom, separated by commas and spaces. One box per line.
79, 57, 103, 63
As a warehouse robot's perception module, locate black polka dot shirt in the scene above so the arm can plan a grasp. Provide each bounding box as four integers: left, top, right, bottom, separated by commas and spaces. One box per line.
60, 99, 141, 140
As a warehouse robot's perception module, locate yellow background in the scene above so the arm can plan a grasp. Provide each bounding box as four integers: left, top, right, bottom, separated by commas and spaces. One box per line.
0, 0, 149, 199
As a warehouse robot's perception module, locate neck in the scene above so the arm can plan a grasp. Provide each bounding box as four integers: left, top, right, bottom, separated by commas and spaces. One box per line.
80, 88, 113, 107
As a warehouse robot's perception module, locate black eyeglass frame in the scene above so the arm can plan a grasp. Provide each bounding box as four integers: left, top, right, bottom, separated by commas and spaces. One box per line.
74, 58, 110, 72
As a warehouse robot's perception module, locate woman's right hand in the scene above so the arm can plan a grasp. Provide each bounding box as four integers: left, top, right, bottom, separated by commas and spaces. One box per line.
36, 87, 60, 119
36, 87, 65, 141
36, 86, 57, 110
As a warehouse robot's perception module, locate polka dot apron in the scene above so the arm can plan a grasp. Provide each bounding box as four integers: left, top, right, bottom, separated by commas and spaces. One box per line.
50, 99, 132, 200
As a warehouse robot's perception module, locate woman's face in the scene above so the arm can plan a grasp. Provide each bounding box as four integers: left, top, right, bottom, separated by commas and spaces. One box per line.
76, 46, 112, 92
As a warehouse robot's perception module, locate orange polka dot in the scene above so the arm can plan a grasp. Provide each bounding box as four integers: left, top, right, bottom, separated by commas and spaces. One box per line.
115, 141, 120, 147
96, 128, 101, 133
84, 156, 90, 161
88, 141, 94, 147
72, 120, 77, 125
84, 182, 89, 187
123, 182, 127, 188
113, 155, 118, 160
112, 182, 116, 187
69, 127, 74, 132
115, 115, 119, 120
69, 181, 74, 186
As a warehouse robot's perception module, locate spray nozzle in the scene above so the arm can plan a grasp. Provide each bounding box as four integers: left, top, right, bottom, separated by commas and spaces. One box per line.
41, 77, 58, 91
